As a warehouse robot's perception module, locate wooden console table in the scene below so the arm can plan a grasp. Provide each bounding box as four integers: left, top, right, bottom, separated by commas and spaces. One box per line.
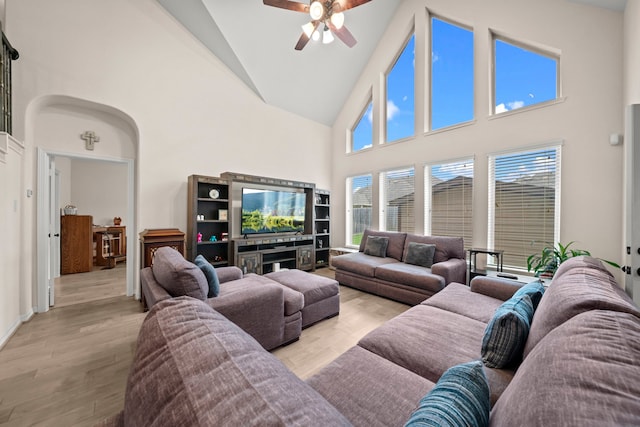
139, 228, 185, 268
468, 248, 504, 284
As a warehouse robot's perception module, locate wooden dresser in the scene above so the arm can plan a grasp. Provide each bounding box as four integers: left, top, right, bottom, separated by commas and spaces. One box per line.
61, 215, 93, 274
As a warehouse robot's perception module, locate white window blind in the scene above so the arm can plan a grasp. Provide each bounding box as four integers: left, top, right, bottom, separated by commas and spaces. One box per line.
426, 159, 473, 247
347, 174, 372, 246
381, 168, 415, 233
488, 145, 561, 269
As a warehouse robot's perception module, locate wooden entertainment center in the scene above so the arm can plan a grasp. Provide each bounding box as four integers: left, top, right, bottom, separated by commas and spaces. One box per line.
187, 172, 330, 274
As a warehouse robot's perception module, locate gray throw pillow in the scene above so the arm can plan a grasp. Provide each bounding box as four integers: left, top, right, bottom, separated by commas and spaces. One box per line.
405, 242, 436, 268
194, 255, 220, 298
364, 236, 389, 257
404, 360, 490, 427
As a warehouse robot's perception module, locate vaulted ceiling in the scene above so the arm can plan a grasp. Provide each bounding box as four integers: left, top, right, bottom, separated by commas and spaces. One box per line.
156, 0, 626, 127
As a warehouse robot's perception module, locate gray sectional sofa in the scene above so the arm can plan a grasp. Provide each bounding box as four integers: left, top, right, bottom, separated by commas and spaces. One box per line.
104, 256, 640, 426
332, 229, 467, 304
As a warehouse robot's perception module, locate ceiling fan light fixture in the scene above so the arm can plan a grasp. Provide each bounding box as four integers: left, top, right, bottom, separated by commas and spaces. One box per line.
312, 30, 321, 42
322, 27, 334, 44
330, 12, 344, 29
302, 21, 315, 38
309, 1, 324, 20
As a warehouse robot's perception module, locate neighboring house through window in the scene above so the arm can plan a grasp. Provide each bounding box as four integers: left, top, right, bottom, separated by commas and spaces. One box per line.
381, 167, 415, 234
347, 174, 373, 246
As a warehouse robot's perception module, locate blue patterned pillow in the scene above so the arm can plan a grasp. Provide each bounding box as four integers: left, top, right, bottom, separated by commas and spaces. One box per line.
194, 255, 220, 298
512, 280, 546, 309
481, 294, 534, 368
404, 360, 490, 427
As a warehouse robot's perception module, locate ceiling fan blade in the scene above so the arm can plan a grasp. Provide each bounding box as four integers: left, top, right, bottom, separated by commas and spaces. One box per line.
328, 22, 357, 48
295, 21, 321, 50
263, 0, 309, 13
332, 0, 371, 13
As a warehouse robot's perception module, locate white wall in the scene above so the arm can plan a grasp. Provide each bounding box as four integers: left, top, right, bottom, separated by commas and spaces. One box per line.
331, 0, 625, 280
5, 0, 332, 319
625, 0, 640, 105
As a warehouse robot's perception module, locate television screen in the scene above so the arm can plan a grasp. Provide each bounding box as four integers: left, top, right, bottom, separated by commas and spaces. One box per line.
241, 188, 306, 235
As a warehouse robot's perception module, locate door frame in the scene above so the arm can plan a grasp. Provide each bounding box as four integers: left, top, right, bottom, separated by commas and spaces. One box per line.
36, 147, 137, 313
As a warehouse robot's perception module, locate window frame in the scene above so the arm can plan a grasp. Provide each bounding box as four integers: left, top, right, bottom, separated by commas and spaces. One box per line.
379, 166, 416, 234
425, 158, 474, 246
491, 32, 561, 117
487, 143, 562, 270
384, 28, 416, 144
428, 13, 475, 132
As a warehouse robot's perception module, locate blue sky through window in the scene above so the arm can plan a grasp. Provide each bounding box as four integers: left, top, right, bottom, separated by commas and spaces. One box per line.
352, 101, 373, 151
495, 39, 557, 113
387, 34, 415, 142
431, 18, 474, 130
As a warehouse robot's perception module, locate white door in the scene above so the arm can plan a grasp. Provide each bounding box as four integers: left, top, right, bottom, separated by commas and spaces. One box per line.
48, 156, 57, 306
625, 104, 640, 305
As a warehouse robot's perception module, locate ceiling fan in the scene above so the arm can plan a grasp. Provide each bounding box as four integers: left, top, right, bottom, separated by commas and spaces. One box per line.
263, 0, 371, 50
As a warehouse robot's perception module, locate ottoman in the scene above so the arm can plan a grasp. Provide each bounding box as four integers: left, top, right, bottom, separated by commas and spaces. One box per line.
265, 269, 340, 328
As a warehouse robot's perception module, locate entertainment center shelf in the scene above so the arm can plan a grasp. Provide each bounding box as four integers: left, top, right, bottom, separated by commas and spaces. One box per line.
187, 172, 330, 274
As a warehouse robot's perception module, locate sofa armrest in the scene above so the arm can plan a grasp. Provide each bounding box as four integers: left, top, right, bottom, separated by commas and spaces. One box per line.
140, 267, 172, 310
216, 266, 243, 283
208, 282, 285, 350
469, 276, 525, 301
431, 258, 467, 285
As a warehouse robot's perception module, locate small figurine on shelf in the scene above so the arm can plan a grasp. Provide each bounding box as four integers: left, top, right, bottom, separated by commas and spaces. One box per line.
213, 255, 224, 262
113, 216, 122, 226
221, 232, 229, 241
197, 232, 202, 242
209, 235, 217, 242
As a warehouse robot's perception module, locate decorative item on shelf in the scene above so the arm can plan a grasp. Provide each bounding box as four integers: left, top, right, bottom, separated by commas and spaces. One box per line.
197, 214, 204, 221
209, 235, 217, 242
212, 255, 224, 262
318, 240, 323, 249
209, 189, 220, 199
113, 216, 122, 226
315, 194, 322, 204
63, 204, 77, 215
197, 232, 202, 243
323, 228, 328, 233
221, 232, 229, 241
218, 209, 228, 221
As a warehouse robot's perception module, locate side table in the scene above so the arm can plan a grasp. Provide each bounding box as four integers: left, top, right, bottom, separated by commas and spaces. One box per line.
468, 248, 504, 284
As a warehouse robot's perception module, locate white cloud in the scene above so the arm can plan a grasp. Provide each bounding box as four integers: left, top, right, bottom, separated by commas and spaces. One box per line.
432, 51, 440, 63
437, 161, 474, 178
402, 95, 408, 102
496, 100, 525, 113
387, 100, 400, 120
366, 107, 373, 124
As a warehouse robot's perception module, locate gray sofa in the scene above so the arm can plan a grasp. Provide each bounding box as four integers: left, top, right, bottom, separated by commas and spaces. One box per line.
141, 246, 304, 350
104, 256, 640, 426
332, 229, 467, 304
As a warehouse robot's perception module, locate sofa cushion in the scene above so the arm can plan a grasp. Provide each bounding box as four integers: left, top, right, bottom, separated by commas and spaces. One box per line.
403, 235, 464, 264
404, 361, 490, 427
524, 256, 640, 358
308, 346, 434, 427
481, 294, 534, 368
374, 263, 445, 293
151, 247, 207, 300
331, 252, 399, 278
422, 282, 504, 324
194, 255, 220, 298
511, 280, 545, 309
404, 242, 436, 268
358, 229, 407, 261
125, 297, 350, 426
491, 310, 640, 426
364, 235, 389, 257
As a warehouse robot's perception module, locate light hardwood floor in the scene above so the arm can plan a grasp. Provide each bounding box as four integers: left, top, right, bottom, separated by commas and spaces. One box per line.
0, 267, 409, 426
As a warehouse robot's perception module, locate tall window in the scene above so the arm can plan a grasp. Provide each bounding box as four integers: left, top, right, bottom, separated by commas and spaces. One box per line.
488, 146, 561, 269
493, 35, 559, 114
386, 33, 415, 142
426, 159, 473, 246
431, 17, 474, 131
351, 98, 373, 152
381, 167, 415, 233
347, 174, 372, 246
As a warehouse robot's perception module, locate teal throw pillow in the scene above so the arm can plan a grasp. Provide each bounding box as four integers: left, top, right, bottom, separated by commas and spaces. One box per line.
405, 242, 436, 268
364, 236, 389, 258
404, 360, 490, 427
481, 294, 534, 368
512, 280, 546, 309
194, 255, 220, 298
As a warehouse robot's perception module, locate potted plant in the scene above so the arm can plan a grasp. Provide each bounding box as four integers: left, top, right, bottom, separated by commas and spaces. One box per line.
526, 241, 620, 279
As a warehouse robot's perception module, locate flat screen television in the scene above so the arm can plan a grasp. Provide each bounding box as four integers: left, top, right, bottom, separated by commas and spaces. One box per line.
241, 187, 306, 235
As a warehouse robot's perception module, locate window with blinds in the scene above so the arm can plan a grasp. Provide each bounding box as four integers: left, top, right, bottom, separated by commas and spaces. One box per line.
381, 167, 415, 233
347, 174, 373, 246
426, 159, 473, 246
488, 145, 561, 269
